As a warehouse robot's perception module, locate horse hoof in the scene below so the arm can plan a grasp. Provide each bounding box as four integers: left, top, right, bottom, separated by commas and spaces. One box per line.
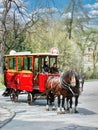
75, 110, 79, 113
46, 108, 49, 111
57, 111, 62, 114
61, 111, 65, 114
57, 111, 65, 114
74, 107, 79, 113
69, 108, 73, 114
66, 108, 69, 111
52, 107, 56, 111
46, 105, 49, 111
61, 108, 66, 114
57, 108, 61, 114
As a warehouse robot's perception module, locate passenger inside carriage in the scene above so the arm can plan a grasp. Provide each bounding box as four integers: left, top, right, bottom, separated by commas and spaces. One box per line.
50, 63, 59, 74
42, 61, 50, 73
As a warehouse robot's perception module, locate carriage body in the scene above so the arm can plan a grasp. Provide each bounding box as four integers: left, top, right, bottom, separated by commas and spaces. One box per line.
3, 51, 60, 104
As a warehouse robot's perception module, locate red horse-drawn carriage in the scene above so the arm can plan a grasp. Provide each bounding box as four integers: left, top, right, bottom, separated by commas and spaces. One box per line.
3, 50, 60, 105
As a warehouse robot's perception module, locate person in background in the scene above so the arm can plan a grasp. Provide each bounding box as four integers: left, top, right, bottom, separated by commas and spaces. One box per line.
42, 61, 50, 73
50, 63, 59, 74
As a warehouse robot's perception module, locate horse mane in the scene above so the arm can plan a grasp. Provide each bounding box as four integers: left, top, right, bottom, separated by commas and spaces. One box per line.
60, 70, 74, 88
61, 70, 75, 79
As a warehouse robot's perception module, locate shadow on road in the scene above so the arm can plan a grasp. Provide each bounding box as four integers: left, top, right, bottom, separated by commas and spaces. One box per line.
78, 107, 96, 115
55, 124, 98, 130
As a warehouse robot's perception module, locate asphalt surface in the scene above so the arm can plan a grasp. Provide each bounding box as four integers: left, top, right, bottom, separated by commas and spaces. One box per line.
0, 81, 98, 130
0, 102, 15, 128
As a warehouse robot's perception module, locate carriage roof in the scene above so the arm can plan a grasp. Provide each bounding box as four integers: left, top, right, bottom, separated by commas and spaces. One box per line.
5, 52, 59, 57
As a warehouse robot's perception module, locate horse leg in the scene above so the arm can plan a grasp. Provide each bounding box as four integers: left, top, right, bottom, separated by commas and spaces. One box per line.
46, 93, 50, 111
66, 96, 73, 113
69, 97, 73, 113
49, 91, 54, 105
61, 96, 65, 114
74, 96, 79, 113
51, 95, 56, 111
66, 97, 70, 111
49, 92, 56, 110
57, 95, 61, 114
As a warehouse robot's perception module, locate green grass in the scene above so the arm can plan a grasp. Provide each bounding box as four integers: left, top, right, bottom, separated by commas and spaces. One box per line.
85, 79, 98, 82
0, 75, 5, 88
0, 82, 5, 88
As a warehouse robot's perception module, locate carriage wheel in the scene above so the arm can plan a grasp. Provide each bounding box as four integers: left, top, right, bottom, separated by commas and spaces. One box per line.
27, 93, 33, 105
10, 89, 18, 102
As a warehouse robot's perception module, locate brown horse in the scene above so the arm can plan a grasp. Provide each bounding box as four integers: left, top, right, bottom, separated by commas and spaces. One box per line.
45, 70, 76, 114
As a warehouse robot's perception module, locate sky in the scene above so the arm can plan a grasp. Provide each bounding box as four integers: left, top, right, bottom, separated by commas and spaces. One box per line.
23, 0, 98, 20
0, 0, 98, 24
24, 0, 97, 11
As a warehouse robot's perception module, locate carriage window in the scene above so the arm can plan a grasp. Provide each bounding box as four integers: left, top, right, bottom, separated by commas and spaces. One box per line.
18, 57, 32, 70
50, 57, 56, 67
9, 58, 16, 70
41, 58, 45, 71
24, 57, 32, 70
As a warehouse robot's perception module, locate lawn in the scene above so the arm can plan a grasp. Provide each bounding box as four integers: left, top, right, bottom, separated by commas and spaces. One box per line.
0, 75, 5, 88
0, 82, 5, 88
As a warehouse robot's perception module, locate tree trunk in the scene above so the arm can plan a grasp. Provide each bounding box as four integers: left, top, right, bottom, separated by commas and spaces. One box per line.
0, 39, 5, 74
0, 1, 11, 74
69, 0, 75, 39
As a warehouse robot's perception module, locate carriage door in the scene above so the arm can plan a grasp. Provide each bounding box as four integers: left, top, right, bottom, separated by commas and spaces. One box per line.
18, 56, 33, 92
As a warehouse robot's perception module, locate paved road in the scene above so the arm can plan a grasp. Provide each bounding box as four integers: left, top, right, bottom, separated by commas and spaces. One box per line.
0, 81, 98, 130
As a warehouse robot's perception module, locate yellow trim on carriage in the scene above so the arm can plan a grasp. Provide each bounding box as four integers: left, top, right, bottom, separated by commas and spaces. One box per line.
5, 69, 32, 73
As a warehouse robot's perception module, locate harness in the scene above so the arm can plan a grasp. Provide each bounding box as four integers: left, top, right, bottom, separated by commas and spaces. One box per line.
33, 78, 60, 101
61, 79, 78, 96
34, 75, 78, 101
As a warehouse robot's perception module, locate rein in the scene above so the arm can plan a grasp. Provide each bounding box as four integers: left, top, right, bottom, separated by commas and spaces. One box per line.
61, 79, 77, 96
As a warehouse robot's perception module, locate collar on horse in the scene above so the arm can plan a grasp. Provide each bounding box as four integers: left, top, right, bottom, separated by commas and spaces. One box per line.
61, 79, 71, 88
61, 79, 77, 96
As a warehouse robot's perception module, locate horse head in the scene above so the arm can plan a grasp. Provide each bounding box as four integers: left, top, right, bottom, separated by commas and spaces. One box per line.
69, 70, 76, 87
61, 70, 76, 88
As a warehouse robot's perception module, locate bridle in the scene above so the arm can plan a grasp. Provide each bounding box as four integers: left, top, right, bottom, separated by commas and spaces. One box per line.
61, 79, 76, 96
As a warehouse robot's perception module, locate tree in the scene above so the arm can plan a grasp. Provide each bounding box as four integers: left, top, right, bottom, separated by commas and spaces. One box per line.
0, 0, 40, 74
62, 0, 89, 39
87, 29, 98, 78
